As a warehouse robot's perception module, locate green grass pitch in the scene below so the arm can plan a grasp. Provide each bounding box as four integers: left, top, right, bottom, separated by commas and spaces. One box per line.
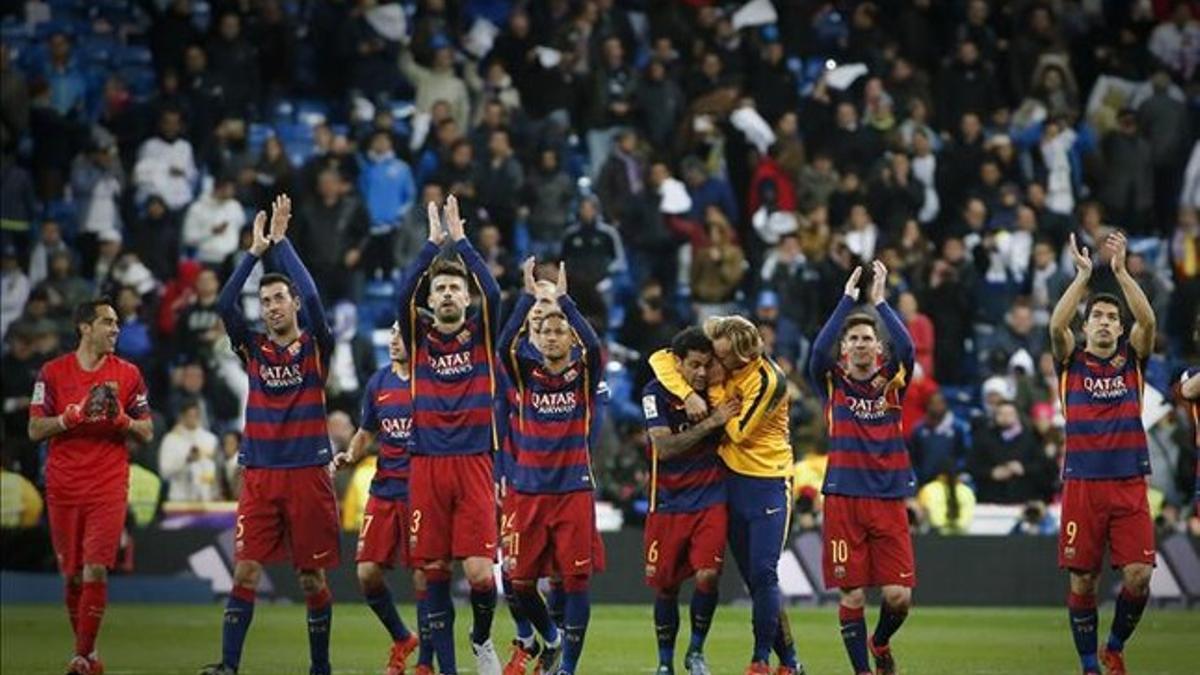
1, 603, 1195, 674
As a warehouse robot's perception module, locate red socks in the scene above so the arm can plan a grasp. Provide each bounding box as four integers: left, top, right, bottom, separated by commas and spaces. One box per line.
65, 581, 83, 635
74, 581, 107, 657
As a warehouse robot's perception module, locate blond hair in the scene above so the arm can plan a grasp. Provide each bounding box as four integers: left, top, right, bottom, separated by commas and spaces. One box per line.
703, 315, 763, 365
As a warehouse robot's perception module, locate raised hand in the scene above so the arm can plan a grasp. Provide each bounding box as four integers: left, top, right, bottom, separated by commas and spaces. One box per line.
844, 265, 864, 300
555, 262, 568, 298
869, 259, 888, 305
445, 194, 466, 242
249, 211, 270, 256
521, 256, 537, 294
269, 194, 292, 242
1067, 233, 1092, 277
427, 201, 445, 245
1106, 231, 1128, 275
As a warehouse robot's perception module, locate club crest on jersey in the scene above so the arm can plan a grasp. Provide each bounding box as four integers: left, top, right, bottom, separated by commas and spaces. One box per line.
1111, 354, 1126, 369
288, 341, 303, 357
870, 374, 888, 390
259, 363, 303, 388
846, 395, 889, 420
429, 350, 472, 376
563, 368, 578, 383
1083, 375, 1128, 399
456, 329, 471, 345
532, 390, 577, 415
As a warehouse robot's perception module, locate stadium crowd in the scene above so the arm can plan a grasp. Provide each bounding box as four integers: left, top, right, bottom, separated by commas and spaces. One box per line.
2, 0, 1199, 539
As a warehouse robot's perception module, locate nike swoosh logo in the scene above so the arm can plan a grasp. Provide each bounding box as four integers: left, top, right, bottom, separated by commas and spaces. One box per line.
312, 551, 331, 560
484, 543, 496, 549
1143, 549, 1156, 556
899, 572, 913, 578
378, 393, 394, 402
766, 507, 783, 515
574, 559, 590, 567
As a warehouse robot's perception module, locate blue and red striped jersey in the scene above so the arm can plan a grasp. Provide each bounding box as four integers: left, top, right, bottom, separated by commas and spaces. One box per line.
642, 378, 725, 513
810, 295, 917, 499
218, 239, 334, 469
1178, 366, 1198, 504
360, 364, 413, 501
397, 240, 501, 457
1057, 339, 1150, 480
499, 293, 604, 494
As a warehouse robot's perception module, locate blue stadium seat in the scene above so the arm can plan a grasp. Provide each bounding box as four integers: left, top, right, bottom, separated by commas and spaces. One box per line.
119, 65, 157, 98
113, 44, 152, 67
294, 99, 330, 127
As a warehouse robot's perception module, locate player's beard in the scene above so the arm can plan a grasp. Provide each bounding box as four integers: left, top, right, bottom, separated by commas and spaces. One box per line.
436, 304, 464, 324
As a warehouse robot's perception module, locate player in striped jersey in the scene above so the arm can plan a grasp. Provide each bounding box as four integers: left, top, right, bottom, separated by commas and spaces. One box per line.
642, 327, 739, 675
333, 323, 424, 675
397, 195, 502, 675
498, 259, 604, 675
1050, 232, 1155, 675
809, 261, 916, 675
1182, 316, 1200, 510
202, 196, 339, 675
649, 317, 805, 675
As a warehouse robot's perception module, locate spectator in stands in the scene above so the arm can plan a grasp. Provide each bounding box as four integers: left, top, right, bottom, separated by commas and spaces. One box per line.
295, 168, 370, 305
586, 36, 638, 175
562, 195, 627, 292
617, 280, 678, 391
689, 207, 745, 322
1148, 3, 1200, 82
969, 400, 1056, 504
27, 220, 67, 287
70, 137, 126, 274
127, 195, 178, 282
251, 136, 294, 211
218, 431, 241, 500
636, 58, 685, 150
134, 108, 197, 211
40, 32, 86, 118
596, 129, 645, 226
159, 398, 220, 502
176, 268, 223, 365
182, 174, 245, 269
207, 12, 260, 117
981, 301, 1046, 372
473, 129, 524, 232
28, 79, 77, 200
34, 252, 89, 325
396, 181, 443, 267
0, 43, 30, 139
114, 285, 154, 368
475, 222, 517, 295
1, 325, 40, 474
1, 243, 30, 340
358, 130, 415, 275
325, 303, 376, 418
909, 391, 970, 485
1138, 72, 1190, 231
897, 292, 935, 378
400, 35, 471, 132
916, 459, 976, 536
1100, 109, 1154, 236
521, 147, 573, 258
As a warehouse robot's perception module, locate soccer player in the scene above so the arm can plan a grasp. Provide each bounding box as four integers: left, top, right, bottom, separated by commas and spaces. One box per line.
649, 317, 805, 675
1049, 232, 1155, 675
333, 322, 423, 675
1181, 317, 1199, 510
642, 327, 739, 675
201, 196, 340, 675
497, 258, 604, 675
397, 195, 502, 675
808, 261, 916, 675
28, 298, 154, 675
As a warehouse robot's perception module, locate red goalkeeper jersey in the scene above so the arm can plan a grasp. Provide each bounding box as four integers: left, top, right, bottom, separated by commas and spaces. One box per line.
30, 353, 150, 505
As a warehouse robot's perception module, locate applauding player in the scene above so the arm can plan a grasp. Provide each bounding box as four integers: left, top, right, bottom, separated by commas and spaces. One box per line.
642, 327, 738, 675
809, 261, 916, 675
498, 259, 605, 675
1049, 233, 1156, 675
202, 196, 340, 675
334, 323, 424, 675
397, 195, 502, 675
29, 299, 154, 675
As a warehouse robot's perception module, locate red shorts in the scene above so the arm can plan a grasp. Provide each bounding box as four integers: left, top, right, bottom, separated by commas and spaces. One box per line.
1058, 477, 1155, 571
409, 454, 497, 564
822, 494, 915, 590
502, 490, 606, 576
48, 498, 125, 577
236, 466, 340, 569
356, 496, 412, 568
505, 490, 595, 581
643, 504, 727, 590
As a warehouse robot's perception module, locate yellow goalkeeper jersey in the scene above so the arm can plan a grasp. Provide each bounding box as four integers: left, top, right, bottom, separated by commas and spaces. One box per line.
648, 349, 793, 478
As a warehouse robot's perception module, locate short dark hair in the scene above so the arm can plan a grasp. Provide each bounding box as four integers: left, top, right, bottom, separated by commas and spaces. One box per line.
73, 298, 116, 336
259, 272, 297, 298
1084, 292, 1124, 325
429, 256, 469, 282
670, 326, 712, 359
179, 397, 202, 414
841, 312, 878, 340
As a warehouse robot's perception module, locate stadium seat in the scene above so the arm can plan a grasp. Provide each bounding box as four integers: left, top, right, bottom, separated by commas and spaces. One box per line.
113, 44, 152, 67
1160, 533, 1200, 608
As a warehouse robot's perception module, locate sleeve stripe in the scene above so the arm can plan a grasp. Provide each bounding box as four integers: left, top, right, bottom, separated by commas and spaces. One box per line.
739, 364, 785, 433
764, 359, 788, 413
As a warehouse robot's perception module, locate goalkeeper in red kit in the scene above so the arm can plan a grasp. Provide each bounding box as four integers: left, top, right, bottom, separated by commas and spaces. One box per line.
28, 298, 154, 675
